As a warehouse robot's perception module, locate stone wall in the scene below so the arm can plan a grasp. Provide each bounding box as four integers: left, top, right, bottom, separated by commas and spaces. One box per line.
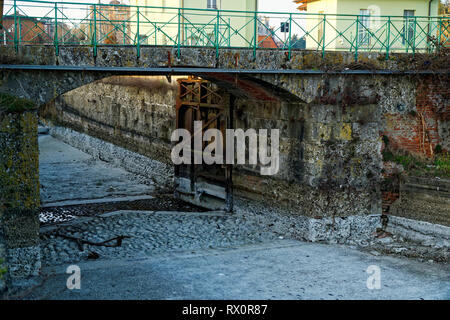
41, 72, 448, 226
391, 176, 450, 227
2, 45, 448, 107
42, 76, 177, 166
381, 75, 450, 158
387, 176, 450, 247
0, 110, 41, 292
43, 74, 386, 219
231, 98, 381, 218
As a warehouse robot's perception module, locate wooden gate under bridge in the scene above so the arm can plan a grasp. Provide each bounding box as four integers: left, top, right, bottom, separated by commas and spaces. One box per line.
174, 77, 234, 212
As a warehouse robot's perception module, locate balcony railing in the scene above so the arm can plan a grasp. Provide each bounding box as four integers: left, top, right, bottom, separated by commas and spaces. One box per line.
0, 0, 449, 60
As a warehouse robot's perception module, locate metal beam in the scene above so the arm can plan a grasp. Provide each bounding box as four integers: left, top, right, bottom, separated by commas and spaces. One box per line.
0, 64, 448, 75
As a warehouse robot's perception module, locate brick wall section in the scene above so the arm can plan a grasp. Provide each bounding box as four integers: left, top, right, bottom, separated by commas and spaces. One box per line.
415, 75, 450, 156
382, 191, 400, 214
382, 75, 449, 159
380, 75, 449, 214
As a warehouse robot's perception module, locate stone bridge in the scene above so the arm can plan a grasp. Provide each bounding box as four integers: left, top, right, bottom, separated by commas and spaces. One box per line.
1, 45, 446, 105
0, 45, 449, 290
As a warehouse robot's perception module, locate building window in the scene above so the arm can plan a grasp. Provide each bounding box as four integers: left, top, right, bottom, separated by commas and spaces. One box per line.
403, 10, 415, 45
358, 9, 370, 46
207, 0, 217, 9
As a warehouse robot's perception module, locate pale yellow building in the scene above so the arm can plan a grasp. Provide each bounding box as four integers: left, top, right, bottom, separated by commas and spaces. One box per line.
129, 0, 258, 47
295, 0, 440, 52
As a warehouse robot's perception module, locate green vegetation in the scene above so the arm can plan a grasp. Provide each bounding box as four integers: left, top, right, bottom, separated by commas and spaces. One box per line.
386, 152, 450, 178
0, 93, 36, 114
0, 259, 6, 279
382, 135, 449, 178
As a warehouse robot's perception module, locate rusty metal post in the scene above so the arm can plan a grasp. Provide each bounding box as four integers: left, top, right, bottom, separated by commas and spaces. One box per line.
225, 94, 234, 213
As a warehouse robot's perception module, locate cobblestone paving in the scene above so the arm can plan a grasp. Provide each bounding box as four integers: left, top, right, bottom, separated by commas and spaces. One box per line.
39, 195, 207, 224
40, 210, 279, 267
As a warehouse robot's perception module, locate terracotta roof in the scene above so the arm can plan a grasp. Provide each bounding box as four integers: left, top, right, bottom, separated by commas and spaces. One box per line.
292, 0, 319, 11
258, 35, 278, 48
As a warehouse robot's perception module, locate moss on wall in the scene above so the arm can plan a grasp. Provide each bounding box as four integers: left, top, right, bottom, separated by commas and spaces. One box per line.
0, 108, 40, 290
0, 93, 36, 114
0, 110, 40, 249
0, 111, 40, 212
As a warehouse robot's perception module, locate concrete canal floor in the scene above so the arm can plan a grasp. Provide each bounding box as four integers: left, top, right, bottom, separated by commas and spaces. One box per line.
7, 134, 449, 300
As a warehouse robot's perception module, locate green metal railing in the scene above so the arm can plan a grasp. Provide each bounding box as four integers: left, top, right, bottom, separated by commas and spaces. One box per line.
1, 0, 449, 60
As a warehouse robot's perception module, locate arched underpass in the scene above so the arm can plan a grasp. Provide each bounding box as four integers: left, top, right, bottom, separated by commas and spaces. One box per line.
1, 47, 449, 298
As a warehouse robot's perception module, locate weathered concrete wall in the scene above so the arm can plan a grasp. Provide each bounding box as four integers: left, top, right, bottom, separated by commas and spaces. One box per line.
232, 97, 381, 218
0, 110, 41, 291
2, 45, 447, 72
386, 216, 450, 248
42, 76, 178, 166
391, 176, 450, 227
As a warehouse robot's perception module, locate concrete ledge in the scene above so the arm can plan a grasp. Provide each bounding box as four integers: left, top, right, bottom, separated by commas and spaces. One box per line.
42, 195, 155, 208
308, 215, 380, 243
391, 176, 450, 227
234, 197, 381, 244
387, 215, 450, 248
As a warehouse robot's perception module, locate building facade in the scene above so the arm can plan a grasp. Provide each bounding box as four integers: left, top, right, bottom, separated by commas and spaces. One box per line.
80, 0, 131, 45
0, 15, 48, 45
129, 0, 258, 47
293, 0, 440, 52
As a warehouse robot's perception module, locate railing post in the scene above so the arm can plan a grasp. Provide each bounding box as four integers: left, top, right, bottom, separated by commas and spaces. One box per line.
93, 4, 97, 57
405, 18, 409, 53
215, 9, 219, 59
13, 0, 18, 52
355, 15, 359, 61
437, 17, 443, 53
426, 17, 432, 53
385, 16, 391, 60
136, 6, 140, 58
322, 14, 326, 58
54, 3, 59, 56
18, 16, 21, 47
228, 18, 231, 47
412, 17, 417, 57
253, 11, 257, 58
177, 8, 181, 58
123, 21, 126, 45
288, 13, 292, 59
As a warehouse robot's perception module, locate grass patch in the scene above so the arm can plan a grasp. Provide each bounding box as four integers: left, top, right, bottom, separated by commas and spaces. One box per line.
0, 259, 6, 279
0, 93, 36, 114
388, 152, 450, 178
